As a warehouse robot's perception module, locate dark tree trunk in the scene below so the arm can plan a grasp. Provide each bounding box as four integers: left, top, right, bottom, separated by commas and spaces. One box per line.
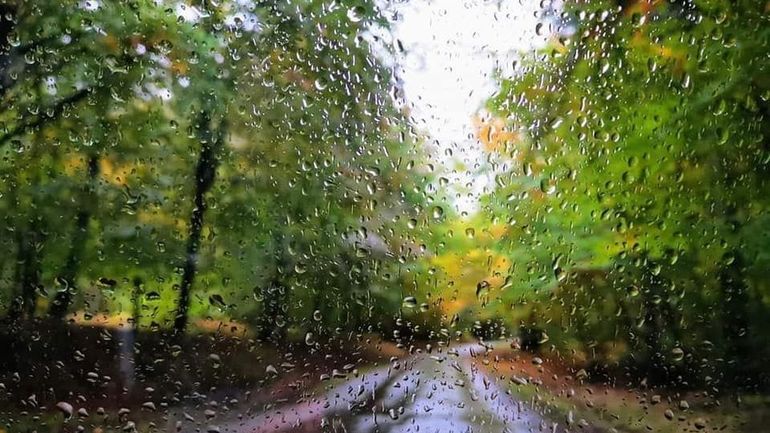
49, 153, 99, 319
132, 277, 142, 331
257, 281, 287, 343
641, 283, 664, 383
0, 4, 17, 98
719, 251, 751, 389
8, 218, 44, 321
20, 228, 41, 319
173, 111, 224, 336
636, 255, 669, 385
7, 110, 47, 322
6, 175, 22, 322
257, 232, 289, 344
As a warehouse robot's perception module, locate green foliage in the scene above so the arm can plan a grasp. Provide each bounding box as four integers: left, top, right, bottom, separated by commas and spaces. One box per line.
0, 0, 428, 340
1, 0, 769, 395
485, 0, 770, 389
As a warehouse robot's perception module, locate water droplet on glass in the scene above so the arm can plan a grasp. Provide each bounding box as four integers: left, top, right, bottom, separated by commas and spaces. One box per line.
347, 6, 365, 23
671, 347, 685, 362
56, 402, 74, 418
305, 332, 315, 346
402, 296, 417, 308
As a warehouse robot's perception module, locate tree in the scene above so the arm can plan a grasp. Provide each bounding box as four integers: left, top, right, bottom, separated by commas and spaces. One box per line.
173, 107, 227, 335
484, 0, 770, 388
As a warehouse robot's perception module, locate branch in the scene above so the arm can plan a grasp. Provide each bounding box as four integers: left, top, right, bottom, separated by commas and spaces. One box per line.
0, 87, 91, 146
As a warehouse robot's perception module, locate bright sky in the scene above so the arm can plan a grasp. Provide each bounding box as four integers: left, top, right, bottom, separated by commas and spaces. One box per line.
382, 0, 551, 215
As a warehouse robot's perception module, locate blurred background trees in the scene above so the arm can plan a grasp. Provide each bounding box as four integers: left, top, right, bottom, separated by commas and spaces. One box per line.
0, 0, 429, 342
482, 0, 770, 391
0, 0, 768, 406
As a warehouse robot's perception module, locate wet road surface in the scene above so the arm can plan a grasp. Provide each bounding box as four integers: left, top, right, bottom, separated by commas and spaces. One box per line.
213, 343, 560, 433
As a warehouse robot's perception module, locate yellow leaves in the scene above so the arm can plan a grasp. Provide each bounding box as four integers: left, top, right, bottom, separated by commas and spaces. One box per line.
137, 209, 187, 232
473, 115, 519, 153
428, 248, 511, 317
623, 0, 664, 17
282, 68, 314, 92
171, 60, 189, 75
269, 48, 315, 92
63, 153, 104, 177
528, 188, 547, 203
129, 35, 143, 48
545, 35, 569, 57
99, 158, 132, 187
63, 155, 87, 177
487, 223, 508, 240
629, 24, 687, 75
66, 311, 135, 329
193, 318, 252, 336
100, 34, 120, 54
632, 32, 683, 64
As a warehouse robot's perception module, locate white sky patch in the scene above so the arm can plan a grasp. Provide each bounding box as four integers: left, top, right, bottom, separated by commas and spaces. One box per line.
80, 0, 100, 11
175, 3, 208, 23
224, 11, 262, 32
44, 76, 58, 96
381, 0, 550, 215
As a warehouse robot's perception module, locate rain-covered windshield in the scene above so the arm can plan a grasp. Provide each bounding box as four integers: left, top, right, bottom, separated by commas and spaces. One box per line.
1, 1, 769, 432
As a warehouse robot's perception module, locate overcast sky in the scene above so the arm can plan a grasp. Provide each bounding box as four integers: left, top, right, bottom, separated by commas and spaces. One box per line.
383, 0, 550, 214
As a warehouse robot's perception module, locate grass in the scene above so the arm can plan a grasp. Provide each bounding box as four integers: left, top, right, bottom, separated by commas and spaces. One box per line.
485, 350, 770, 433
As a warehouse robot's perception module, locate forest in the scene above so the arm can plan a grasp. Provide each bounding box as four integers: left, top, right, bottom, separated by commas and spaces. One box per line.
0, 1, 769, 432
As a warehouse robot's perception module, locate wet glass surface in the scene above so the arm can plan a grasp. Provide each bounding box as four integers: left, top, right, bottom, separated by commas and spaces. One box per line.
0, 1, 769, 432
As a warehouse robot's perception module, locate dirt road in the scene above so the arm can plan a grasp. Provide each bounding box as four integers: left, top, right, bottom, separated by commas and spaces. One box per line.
207, 343, 559, 433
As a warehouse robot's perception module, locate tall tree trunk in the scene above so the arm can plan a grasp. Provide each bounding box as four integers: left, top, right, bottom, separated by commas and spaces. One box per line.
257, 281, 287, 343
719, 250, 751, 389
173, 110, 224, 336
257, 231, 288, 344
6, 172, 22, 322
0, 3, 17, 99
8, 217, 44, 321
639, 257, 672, 385
7, 107, 46, 321
48, 153, 99, 319
641, 283, 663, 383
20, 225, 41, 319
8, 156, 45, 322
131, 276, 142, 331
116, 277, 142, 397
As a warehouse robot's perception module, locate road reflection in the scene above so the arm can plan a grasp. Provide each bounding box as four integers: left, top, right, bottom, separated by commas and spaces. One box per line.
225, 343, 559, 433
